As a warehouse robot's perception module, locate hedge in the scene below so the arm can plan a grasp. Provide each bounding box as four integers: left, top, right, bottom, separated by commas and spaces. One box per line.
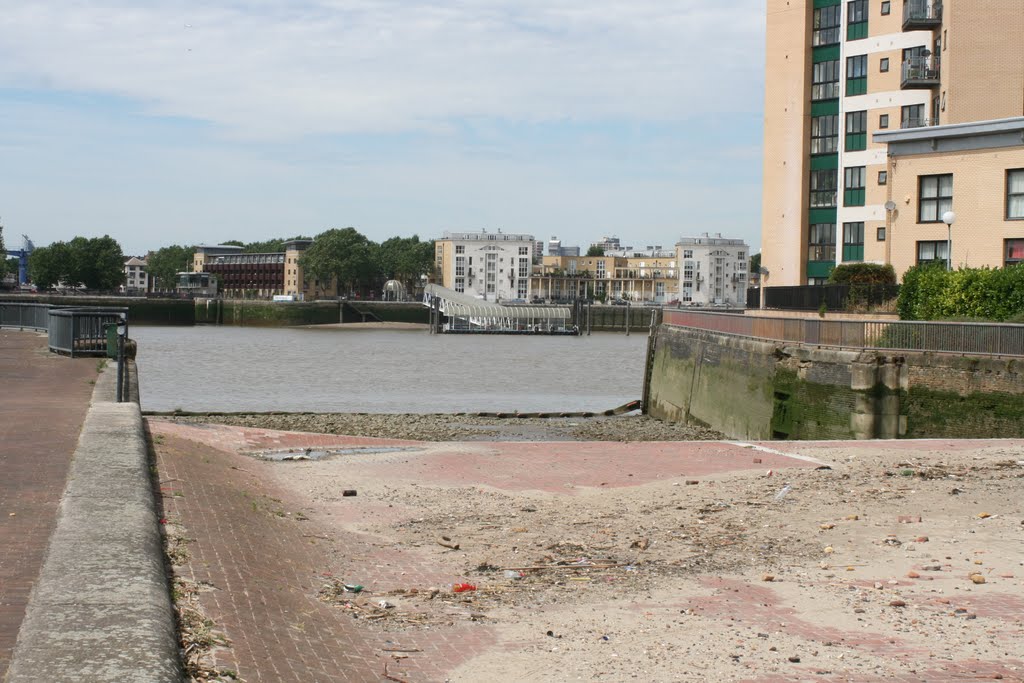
898, 264, 1024, 321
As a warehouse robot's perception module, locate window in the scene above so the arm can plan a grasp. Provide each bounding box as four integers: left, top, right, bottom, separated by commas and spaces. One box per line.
737, 251, 746, 260
454, 277, 465, 293
847, 0, 867, 39
811, 114, 839, 154
517, 281, 528, 299
877, 227, 886, 241
846, 55, 867, 95
1007, 169, 1024, 219
879, 113, 889, 129
919, 174, 953, 222
845, 110, 867, 151
455, 256, 466, 276
844, 166, 866, 206
810, 169, 837, 208
880, 57, 889, 72
876, 170, 886, 185
1006, 239, 1024, 266
683, 249, 693, 258
843, 222, 864, 261
596, 260, 606, 278
881, 1, 890, 15
518, 257, 529, 278
813, 6, 841, 46
812, 60, 840, 101
455, 245, 465, 254
917, 240, 949, 265
901, 103, 925, 129
808, 223, 837, 262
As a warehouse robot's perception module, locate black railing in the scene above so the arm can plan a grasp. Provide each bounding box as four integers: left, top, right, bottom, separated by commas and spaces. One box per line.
761, 284, 900, 312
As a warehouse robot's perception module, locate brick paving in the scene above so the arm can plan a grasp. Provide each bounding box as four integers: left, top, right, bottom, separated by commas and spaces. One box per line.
0, 330, 98, 679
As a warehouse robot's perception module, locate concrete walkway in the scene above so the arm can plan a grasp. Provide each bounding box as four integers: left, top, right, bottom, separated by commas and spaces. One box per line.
0, 331, 97, 679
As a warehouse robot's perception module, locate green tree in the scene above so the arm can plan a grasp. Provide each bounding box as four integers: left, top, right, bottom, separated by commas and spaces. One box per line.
147, 244, 194, 291
376, 235, 434, 292
65, 235, 124, 290
299, 227, 375, 296
28, 242, 71, 290
749, 252, 761, 273
586, 245, 605, 257
241, 236, 311, 253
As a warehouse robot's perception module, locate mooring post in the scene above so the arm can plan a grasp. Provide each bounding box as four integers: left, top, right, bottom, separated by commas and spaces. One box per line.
625, 301, 630, 336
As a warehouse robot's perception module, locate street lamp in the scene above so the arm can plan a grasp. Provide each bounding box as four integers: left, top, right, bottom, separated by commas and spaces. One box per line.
942, 210, 956, 271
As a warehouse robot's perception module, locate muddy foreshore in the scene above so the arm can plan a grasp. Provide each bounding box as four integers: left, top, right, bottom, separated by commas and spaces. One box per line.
165, 412, 724, 442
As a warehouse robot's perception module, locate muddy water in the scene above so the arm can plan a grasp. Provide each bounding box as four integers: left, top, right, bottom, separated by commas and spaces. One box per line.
132, 326, 649, 414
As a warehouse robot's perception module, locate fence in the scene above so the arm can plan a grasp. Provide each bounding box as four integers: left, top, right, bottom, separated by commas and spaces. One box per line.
760, 284, 900, 312
0, 302, 51, 330
2, 302, 129, 357
662, 309, 1024, 357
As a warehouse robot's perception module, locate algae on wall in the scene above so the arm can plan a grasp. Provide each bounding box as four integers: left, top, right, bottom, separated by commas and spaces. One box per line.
903, 387, 1024, 438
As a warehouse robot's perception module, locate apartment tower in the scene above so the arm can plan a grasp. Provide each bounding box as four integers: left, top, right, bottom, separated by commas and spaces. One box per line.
761, 0, 1024, 285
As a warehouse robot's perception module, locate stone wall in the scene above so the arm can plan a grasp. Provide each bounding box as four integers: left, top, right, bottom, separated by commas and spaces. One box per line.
646, 325, 1024, 440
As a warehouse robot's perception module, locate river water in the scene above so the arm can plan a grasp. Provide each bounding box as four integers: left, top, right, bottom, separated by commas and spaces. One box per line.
132, 326, 649, 413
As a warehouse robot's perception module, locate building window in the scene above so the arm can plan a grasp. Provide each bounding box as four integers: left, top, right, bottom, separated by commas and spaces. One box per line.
881, 1, 890, 15
843, 222, 864, 262
455, 245, 465, 254
683, 249, 693, 258
901, 103, 926, 129
879, 113, 889, 129
811, 114, 839, 155
919, 174, 953, 222
917, 240, 949, 265
455, 256, 465, 277
808, 223, 837, 262
846, 55, 867, 96
880, 57, 889, 72
847, 0, 867, 40
877, 227, 886, 241
1006, 239, 1024, 265
1007, 169, 1024, 219
812, 60, 840, 101
517, 281, 528, 299
518, 246, 529, 255
844, 167, 866, 206
518, 257, 529, 278
454, 277, 465, 293
878, 170, 888, 185
810, 169, 837, 208
813, 5, 841, 46
845, 110, 867, 151
596, 260, 606, 278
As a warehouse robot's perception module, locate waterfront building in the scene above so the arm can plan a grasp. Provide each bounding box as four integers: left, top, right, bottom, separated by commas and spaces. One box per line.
761, 0, 1024, 285
529, 248, 680, 304
547, 236, 581, 257
677, 233, 749, 307
121, 257, 151, 294
190, 240, 336, 300
590, 236, 628, 254
433, 230, 536, 302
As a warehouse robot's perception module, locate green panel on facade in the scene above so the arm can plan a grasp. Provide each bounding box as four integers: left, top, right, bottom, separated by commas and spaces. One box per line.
842, 245, 865, 262
847, 22, 868, 40
806, 261, 834, 278
812, 45, 840, 63
811, 100, 840, 117
846, 77, 867, 96
808, 208, 837, 224
844, 189, 866, 207
813, 0, 840, 7
845, 132, 867, 151
810, 154, 839, 170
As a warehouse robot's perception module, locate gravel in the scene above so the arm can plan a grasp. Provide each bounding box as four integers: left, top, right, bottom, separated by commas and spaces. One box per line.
171, 412, 724, 442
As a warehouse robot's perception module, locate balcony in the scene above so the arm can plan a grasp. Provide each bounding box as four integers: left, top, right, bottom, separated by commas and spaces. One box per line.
903, 0, 942, 31
900, 117, 938, 129
901, 55, 940, 89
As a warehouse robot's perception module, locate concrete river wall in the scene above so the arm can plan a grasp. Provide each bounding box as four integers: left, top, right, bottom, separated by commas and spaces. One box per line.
646, 325, 1024, 440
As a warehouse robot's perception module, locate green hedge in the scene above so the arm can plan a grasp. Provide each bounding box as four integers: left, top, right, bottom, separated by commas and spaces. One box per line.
829, 263, 896, 285
898, 264, 1024, 321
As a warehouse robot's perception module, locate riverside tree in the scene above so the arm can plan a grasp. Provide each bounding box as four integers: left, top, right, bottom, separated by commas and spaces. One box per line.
376, 235, 435, 293
298, 227, 376, 296
29, 235, 124, 290
146, 244, 194, 291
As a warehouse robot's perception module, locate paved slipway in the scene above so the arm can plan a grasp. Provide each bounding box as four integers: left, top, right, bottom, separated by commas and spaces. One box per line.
151, 418, 1024, 683
0, 331, 98, 679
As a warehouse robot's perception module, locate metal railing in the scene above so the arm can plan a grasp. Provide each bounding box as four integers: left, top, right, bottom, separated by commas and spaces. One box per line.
903, 0, 942, 26
900, 117, 937, 130
47, 308, 128, 358
761, 284, 900, 312
663, 309, 1024, 357
902, 56, 940, 85
0, 302, 52, 330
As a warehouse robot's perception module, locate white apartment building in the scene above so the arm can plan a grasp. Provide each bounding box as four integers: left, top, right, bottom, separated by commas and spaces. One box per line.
122, 256, 150, 294
434, 230, 535, 302
677, 233, 749, 306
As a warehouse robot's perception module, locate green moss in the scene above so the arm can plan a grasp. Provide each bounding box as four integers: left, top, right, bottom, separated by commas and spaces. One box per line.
904, 387, 1024, 438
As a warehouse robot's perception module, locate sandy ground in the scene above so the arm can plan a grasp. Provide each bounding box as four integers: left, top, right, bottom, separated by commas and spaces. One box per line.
156, 417, 1024, 682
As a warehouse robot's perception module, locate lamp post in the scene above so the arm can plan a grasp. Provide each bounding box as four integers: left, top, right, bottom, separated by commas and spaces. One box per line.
942, 210, 956, 271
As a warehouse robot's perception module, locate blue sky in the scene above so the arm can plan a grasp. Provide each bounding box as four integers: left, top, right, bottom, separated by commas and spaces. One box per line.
0, 1, 766, 256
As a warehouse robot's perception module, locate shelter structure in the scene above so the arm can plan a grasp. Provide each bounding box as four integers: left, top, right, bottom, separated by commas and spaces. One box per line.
423, 284, 575, 334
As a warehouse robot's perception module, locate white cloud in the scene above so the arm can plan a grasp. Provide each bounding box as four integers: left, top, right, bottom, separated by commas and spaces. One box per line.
0, 0, 765, 138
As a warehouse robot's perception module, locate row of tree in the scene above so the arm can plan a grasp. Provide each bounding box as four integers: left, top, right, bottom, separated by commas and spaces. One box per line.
28, 236, 125, 290
146, 228, 435, 295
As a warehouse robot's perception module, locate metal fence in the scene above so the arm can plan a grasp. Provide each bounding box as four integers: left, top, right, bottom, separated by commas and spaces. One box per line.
0, 302, 52, 330
662, 309, 1024, 357
1, 302, 128, 357
761, 284, 900, 312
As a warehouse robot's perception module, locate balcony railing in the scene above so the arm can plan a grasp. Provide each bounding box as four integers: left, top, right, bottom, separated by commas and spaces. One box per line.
900, 116, 938, 129
903, 0, 942, 30
901, 56, 940, 89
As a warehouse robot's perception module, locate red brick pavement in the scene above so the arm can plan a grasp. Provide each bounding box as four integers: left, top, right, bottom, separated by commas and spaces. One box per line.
0, 330, 98, 678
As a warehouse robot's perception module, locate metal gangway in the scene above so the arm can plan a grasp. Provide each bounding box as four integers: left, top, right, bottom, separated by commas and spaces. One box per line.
422, 284, 576, 334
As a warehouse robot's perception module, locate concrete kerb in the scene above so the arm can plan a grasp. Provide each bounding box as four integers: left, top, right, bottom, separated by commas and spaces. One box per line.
5, 361, 182, 683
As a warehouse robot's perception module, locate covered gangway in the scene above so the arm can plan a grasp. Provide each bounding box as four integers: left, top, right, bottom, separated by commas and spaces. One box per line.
423, 284, 575, 334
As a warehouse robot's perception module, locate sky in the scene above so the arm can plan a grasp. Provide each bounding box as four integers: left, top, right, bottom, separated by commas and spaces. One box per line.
0, 1, 766, 257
